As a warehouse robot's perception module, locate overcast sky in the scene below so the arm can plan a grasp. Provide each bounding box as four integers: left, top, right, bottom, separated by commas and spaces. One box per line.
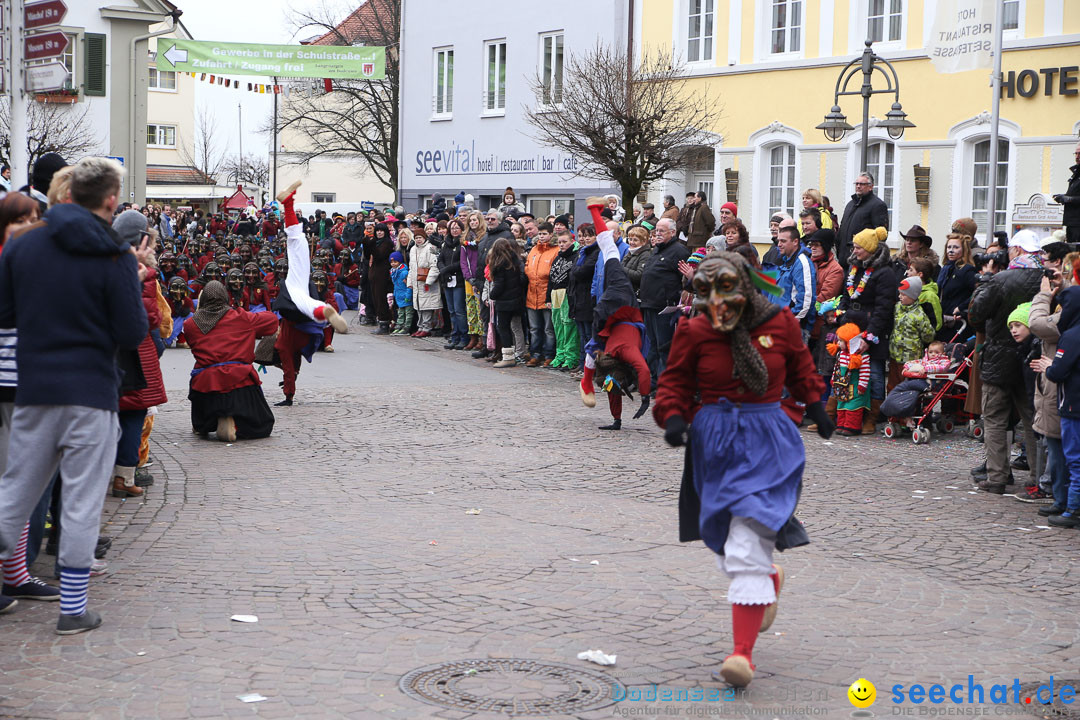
176, 0, 327, 165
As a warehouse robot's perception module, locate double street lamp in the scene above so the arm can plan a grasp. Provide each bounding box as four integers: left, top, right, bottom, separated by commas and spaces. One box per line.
817, 40, 916, 173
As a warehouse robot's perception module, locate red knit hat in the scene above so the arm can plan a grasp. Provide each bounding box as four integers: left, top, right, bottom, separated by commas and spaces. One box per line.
721, 202, 738, 216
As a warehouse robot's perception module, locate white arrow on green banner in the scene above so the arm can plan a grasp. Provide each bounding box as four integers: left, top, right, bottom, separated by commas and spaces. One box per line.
155, 39, 385, 80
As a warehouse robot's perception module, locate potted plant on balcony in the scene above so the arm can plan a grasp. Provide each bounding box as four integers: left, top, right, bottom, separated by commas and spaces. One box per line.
34, 88, 79, 104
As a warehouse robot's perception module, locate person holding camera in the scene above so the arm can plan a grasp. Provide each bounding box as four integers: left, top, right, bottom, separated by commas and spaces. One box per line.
1052, 140, 1080, 245
968, 230, 1045, 494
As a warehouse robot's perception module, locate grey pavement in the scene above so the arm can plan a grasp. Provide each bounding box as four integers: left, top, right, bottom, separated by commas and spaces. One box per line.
1, 311, 1078, 719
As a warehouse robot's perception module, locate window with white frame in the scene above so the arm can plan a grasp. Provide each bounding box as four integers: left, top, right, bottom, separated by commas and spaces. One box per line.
971, 139, 1009, 233
768, 143, 797, 217
433, 47, 453, 116
1003, 0, 1020, 30
147, 124, 176, 148
311, 193, 336, 203
687, 0, 715, 63
149, 67, 177, 91
484, 40, 507, 113
867, 0, 903, 43
770, 0, 802, 54
540, 33, 564, 106
687, 147, 715, 208
863, 140, 895, 227
528, 197, 573, 218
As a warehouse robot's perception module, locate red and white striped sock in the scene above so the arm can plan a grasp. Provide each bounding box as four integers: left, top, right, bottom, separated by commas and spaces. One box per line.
2, 523, 31, 587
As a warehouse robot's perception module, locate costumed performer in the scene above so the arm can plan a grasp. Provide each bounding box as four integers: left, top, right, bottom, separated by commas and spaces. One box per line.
652, 251, 834, 688
272, 181, 347, 406
577, 198, 652, 430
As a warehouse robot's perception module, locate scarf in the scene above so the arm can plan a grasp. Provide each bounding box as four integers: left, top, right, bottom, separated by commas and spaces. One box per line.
192, 280, 230, 334
1008, 253, 1043, 270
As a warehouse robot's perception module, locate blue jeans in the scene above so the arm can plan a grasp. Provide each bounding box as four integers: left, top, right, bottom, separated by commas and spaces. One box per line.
575, 320, 593, 369
642, 309, 676, 385
445, 285, 467, 343
527, 308, 555, 359
1061, 417, 1080, 513
869, 358, 887, 401
1046, 435, 1068, 509
116, 409, 148, 468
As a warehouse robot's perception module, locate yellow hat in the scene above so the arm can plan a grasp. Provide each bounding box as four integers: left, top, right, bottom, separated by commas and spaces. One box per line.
853, 226, 888, 254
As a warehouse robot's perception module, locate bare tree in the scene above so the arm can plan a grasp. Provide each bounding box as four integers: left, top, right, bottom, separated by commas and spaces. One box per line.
524, 43, 724, 212
0, 96, 102, 178
179, 104, 225, 182
222, 154, 270, 187
271, 0, 400, 198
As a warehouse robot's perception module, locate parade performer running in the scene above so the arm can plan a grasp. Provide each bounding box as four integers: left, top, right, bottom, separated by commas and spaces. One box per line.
577, 198, 651, 430
272, 181, 347, 406
652, 251, 834, 688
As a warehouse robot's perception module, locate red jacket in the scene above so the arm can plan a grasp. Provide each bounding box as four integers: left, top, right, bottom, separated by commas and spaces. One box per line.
119, 278, 168, 411
183, 309, 279, 393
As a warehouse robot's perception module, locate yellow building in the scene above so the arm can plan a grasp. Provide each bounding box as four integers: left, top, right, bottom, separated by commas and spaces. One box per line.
638, 0, 1080, 249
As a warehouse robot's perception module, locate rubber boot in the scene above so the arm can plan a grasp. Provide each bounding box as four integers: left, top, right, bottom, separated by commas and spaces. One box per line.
862, 399, 882, 435
493, 348, 517, 368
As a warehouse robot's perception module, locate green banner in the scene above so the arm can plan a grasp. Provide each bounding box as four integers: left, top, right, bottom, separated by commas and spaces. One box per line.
155, 39, 385, 80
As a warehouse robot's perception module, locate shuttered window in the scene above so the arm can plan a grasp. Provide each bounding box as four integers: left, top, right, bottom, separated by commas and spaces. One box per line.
84, 33, 106, 96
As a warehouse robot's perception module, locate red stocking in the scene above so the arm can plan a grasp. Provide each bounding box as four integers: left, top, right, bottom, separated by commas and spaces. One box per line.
607, 392, 623, 421
587, 200, 607, 230
581, 365, 595, 396
731, 603, 766, 663
282, 192, 299, 229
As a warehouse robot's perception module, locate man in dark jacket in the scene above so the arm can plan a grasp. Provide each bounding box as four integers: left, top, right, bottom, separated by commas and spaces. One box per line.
639, 218, 691, 385
0, 157, 148, 635
472, 210, 516, 358
836, 172, 890, 268
686, 191, 716, 250
1052, 140, 1080, 245
968, 230, 1044, 494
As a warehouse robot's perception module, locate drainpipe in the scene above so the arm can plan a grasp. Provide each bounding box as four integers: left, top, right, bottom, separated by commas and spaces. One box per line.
130, 8, 182, 204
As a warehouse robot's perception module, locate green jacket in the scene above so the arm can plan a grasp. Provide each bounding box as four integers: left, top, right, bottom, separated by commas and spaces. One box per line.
890, 300, 935, 363
919, 281, 943, 331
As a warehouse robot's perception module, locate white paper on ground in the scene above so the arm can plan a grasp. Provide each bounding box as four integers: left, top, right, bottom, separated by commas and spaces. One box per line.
236, 694, 267, 703
230, 615, 259, 623
577, 649, 617, 666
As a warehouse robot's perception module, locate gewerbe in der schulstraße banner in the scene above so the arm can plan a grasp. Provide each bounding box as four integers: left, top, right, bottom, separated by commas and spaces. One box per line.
156, 39, 385, 80
925, 0, 995, 74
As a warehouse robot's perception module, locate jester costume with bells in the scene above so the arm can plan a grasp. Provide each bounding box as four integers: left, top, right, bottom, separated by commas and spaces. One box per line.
578, 199, 652, 430
652, 252, 834, 688
272, 181, 348, 406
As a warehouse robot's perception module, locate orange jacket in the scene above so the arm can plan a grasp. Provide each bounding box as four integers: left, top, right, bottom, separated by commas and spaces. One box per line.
524, 241, 560, 310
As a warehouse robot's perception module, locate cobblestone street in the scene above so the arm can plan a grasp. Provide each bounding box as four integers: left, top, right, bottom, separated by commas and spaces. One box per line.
2, 314, 1078, 719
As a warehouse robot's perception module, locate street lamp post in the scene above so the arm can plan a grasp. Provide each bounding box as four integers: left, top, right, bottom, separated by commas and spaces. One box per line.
817, 40, 915, 172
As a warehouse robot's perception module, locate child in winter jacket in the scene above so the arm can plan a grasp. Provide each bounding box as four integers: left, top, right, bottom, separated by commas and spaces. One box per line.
390, 252, 414, 335
889, 276, 935, 390
829, 322, 872, 435
902, 340, 951, 378
1044, 286, 1080, 527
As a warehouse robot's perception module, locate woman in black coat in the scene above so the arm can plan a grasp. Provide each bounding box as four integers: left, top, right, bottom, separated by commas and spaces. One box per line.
438, 220, 466, 349
568, 224, 601, 370
936, 233, 977, 341
487, 237, 525, 367
837, 228, 897, 433
363, 222, 394, 334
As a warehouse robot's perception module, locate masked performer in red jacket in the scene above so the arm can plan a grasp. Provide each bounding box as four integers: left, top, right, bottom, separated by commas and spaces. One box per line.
652, 251, 834, 688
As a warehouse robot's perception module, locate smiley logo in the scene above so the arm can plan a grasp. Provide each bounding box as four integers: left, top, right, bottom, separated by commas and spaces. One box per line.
848, 678, 876, 708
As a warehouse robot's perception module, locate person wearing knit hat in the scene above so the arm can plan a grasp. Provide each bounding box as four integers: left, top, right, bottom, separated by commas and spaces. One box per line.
889, 276, 935, 390
828, 321, 872, 435
719, 202, 738, 225
389, 251, 414, 335
112, 209, 149, 247
838, 225, 897, 434
686, 247, 708, 266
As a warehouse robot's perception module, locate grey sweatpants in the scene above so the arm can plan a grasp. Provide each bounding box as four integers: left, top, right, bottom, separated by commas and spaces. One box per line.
0, 405, 119, 570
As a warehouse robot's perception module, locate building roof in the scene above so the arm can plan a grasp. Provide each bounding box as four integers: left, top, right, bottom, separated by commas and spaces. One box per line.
147, 165, 215, 185
307, 0, 395, 46
223, 185, 254, 209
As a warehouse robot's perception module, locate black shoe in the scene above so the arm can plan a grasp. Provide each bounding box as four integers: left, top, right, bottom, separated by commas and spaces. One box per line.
453, 341, 467, 350
1038, 503, 1066, 517
274, 397, 293, 407
976, 479, 1006, 494
134, 466, 154, 487
1047, 513, 1080, 529
0, 596, 16, 614
3, 577, 60, 601
444, 341, 457, 349
55, 610, 102, 635
1011, 455, 1029, 471
599, 419, 622, 431
372, 323, 390, 335
472, 348, 490, 359
94, 535, 112, 559
359, 316, 375, 326
44, 540, 58, 556
970, 461, 987, 477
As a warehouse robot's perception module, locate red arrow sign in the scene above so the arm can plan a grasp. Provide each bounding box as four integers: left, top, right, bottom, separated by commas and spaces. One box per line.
24, 31, 68, 61
25, 0, 67, 30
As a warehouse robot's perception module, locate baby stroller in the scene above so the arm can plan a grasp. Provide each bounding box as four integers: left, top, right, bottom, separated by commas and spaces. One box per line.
881, 324, 976, 444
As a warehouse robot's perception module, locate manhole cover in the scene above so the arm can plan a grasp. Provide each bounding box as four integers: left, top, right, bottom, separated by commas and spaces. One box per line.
399, 658, 622, 715
1018, 681, 1080, 719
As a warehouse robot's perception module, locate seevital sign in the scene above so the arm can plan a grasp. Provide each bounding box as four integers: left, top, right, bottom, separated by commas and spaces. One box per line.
155, 39, 385, 80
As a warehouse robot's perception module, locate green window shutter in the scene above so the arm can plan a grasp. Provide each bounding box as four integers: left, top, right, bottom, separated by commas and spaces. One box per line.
84, 34, 107, 97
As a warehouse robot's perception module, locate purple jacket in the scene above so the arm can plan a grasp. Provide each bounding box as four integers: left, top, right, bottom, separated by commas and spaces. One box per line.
460, 242, 479, 282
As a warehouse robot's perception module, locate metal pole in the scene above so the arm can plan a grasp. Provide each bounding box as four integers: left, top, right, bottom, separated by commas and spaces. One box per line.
238, 102, 243, 186
272, 76, 278, 200
860, 43, 873, 174
9, 0, 27, 188
986, 0, 1006, 240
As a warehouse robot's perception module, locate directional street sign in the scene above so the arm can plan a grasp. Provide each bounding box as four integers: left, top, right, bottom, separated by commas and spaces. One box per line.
155, 39, 386, 80
161, 44, 187, 67
24, 31, 67, 61
24, 0, 67, 30
25, 61, 69, 92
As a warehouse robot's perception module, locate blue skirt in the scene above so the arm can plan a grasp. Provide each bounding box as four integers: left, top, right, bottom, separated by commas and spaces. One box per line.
690, 400, 805, 554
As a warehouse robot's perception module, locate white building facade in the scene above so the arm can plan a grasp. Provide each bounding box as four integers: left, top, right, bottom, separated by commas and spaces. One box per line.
397, 0, 626, 220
